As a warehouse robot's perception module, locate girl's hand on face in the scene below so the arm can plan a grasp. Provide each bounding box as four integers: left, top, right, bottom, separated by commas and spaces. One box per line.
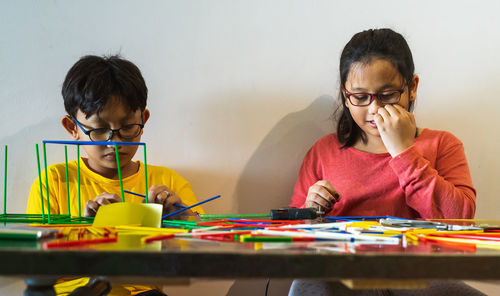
374, 104, 417, 157
148, 185, 193, 219
305, 180, 341, 214
84, 192, 122, 217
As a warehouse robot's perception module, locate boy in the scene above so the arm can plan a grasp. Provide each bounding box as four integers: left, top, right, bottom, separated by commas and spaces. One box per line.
27, 55, 203, 218
26, 55, 203, 296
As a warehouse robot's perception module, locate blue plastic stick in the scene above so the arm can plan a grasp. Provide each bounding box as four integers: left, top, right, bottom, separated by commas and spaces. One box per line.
324, 216, 407, 222
123, 190, 146, 198
43, 140, 145, 146
162, 195, 221, 219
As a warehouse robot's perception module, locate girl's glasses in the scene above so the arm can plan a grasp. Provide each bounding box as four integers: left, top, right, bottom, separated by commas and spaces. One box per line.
344, 86, 406, 106
72, 116, 144, 142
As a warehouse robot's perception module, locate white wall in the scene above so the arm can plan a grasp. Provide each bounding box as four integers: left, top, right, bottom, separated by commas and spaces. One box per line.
1, 0, 499, 219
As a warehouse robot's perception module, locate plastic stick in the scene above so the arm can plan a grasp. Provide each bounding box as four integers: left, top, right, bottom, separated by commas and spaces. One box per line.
43, 143, 51, 223
143, 144, 148, 203
77, 145, 81, 217
115, 144, 125, 202
43, 140, 145, 146
64, 146, 71, 216
162, 195, 222, 219
3, 145, 7, 215
35, 144, 45, 221
201, 214, 270, 219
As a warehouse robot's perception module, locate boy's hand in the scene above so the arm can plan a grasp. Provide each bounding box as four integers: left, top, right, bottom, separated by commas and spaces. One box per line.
84, 193, 122, 217
148, 185, 193, 219
374, 104, 417, 157
305, 180, 341, 214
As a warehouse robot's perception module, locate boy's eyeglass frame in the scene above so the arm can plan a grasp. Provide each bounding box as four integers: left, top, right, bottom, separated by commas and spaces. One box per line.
343, 85, 406, 107
72, 115, 145, 142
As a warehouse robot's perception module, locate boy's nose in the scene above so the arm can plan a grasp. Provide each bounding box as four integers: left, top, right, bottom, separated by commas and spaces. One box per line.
109, 131, 121, 142
105, 131, 123, 148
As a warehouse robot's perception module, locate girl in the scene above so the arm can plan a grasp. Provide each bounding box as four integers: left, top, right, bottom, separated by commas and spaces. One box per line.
288, 28, 482, 296
290, 28, 476, 219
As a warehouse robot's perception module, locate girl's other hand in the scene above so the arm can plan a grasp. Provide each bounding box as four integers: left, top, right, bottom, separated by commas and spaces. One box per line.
84, 192, 122, 217
305, 180, 341, 214
148, 185, 193, 219
374, 104, 417, 157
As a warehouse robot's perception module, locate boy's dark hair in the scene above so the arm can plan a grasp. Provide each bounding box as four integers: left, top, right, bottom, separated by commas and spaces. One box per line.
336, 28, 415, 147
62, 55, 148, 118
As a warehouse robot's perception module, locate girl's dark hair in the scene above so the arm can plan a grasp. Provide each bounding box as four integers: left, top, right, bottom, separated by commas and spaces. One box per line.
336, 28, 415, 147
62, 55, 148, 118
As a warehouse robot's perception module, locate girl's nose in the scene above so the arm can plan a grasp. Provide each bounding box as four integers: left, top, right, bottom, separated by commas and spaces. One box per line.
368, 97, 384, 114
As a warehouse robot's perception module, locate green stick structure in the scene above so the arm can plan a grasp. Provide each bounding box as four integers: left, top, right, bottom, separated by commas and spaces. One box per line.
1, 140, 146, 225
0, 142, 96, 225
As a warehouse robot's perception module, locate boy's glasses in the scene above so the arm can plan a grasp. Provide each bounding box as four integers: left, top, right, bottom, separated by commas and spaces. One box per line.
72, 116, 144, 142
344, 86, 406, 106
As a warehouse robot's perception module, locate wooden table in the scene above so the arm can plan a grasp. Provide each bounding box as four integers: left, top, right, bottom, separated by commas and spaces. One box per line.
1, 221, 500, 294
1, 233, 500, 279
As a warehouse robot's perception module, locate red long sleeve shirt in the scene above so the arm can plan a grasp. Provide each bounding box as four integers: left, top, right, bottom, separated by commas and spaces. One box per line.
290, 129, 476, 219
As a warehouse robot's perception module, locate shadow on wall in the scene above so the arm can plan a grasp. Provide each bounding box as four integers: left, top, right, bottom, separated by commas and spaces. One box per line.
0, 117, 67, 213
228, 95, 338, 295
233, 95, 339, 214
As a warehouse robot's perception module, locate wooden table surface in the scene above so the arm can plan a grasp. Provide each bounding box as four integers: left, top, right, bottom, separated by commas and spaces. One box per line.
1, 232, 500, 281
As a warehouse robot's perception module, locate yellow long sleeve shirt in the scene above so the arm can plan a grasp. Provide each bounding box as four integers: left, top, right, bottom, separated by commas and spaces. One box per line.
27, 157, 203, 216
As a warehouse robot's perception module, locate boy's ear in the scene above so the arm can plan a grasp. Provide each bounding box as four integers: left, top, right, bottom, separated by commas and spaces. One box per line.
142, 109, 150, 124
61, 116, 80, 140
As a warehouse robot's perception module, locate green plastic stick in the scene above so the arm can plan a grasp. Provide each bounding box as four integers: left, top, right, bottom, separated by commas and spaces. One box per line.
42, 143, 51, 223
35, 144, 45, 221
143, 144, 148, 203
0, 232, 39, 240
0, 213, 93, 224
3, 145, 7, 215
64, 146, 71, 217
163, 219, 199, 226
77, 145, 81, 218
115, 144, 125, 202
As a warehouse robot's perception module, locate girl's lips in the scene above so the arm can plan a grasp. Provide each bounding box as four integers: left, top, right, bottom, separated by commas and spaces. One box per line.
367, 120, 377, 128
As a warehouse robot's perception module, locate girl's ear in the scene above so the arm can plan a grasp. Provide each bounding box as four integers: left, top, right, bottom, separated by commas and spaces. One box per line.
342, 90, 350, 109
61, 116, 80, 140
409, 74, 419, 102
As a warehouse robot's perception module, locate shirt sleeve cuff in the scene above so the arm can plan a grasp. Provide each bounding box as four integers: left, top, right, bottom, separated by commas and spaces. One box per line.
389, 145, 424, 175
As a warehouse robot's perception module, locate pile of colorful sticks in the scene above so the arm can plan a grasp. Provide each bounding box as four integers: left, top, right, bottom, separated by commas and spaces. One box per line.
12, 217, 500, 251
